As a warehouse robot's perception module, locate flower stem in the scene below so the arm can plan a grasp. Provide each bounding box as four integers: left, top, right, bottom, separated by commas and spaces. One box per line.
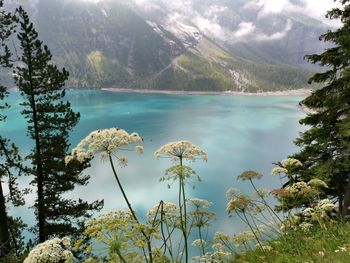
109, 155, 153, 263
242, 211, 271, 263
198, 226, 205, 255
178, 157, 188, 263
249, 179, 282, 223
116, 250, 127, 263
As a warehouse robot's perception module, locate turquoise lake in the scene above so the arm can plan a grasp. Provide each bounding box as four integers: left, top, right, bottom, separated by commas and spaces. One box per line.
1, 89, 306, 238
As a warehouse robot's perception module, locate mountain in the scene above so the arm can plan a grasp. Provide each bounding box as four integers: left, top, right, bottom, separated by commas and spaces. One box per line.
6, 0, 333, 91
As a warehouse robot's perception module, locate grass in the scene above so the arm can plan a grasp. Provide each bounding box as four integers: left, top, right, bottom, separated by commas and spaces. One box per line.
235, 221, 350, 263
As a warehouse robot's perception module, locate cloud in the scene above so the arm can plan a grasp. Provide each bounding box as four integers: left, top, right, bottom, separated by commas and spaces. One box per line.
204, 5, 228, 17
131, 0, 340, 43
192, 15, 226, 40
255, 19, 293, 41
234, 22, 256, 38
243, 0, 341, 26
244, 0, 293, 15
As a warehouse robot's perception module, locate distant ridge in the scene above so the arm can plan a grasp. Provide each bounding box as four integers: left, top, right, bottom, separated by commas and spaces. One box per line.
5, 0, 331, 92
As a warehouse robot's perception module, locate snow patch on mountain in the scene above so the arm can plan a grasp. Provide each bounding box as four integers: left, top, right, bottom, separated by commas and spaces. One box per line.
164, 15, 202, 48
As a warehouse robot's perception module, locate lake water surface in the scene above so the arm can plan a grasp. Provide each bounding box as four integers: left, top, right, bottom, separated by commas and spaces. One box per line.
1, 89, 306, 238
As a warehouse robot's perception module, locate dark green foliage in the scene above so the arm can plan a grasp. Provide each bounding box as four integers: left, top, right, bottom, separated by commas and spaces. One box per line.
33, 0, 182, 88
0, 1, 27, 259
294, 0, 350, 216
14, 6, 102, 242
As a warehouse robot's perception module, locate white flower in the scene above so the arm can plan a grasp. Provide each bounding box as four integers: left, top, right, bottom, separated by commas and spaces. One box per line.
233, 231, 256, 247
64, 155, 73, 165
271, 167, 288, 176
214, 232, 230, 242
281, 158, 302, 168
66, 128, 143, 165
24, 237, 73, 263
147, 202, 179, 220
299, 222, 313, 231
85, 209, 133, 228
135, 145, 144, 154
318, 251, 325, 257
192, 239, 206, 247
155, 140, 207, 162
187, 198, 212, 209
316, 199, 337, 212
226, 187, 244, 200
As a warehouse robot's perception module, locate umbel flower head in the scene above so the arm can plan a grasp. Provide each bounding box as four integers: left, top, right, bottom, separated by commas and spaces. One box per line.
307, 178, 328, 189
187, 198, 212, 210
282, 158, 302, 168
226, 196, 252, 214
271, 158, 302, 176
147, 201, 179, 220
24, 237, 73, 263
155, 140, 207, 162
65, 128, 143, 165
237, 170, 262, 181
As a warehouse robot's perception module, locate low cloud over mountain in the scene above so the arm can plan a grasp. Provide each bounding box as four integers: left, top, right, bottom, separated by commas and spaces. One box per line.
5, 0, 339, 91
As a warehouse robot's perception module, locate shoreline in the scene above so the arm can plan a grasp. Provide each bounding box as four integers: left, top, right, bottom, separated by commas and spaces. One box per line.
102, 88, 314, 96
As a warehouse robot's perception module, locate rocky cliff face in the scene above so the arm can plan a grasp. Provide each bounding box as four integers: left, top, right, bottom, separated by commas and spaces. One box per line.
7, 0, 333, 91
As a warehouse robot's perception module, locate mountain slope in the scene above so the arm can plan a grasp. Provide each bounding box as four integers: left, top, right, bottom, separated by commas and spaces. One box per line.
8, 0, 329, 91
145, 37, 311, 91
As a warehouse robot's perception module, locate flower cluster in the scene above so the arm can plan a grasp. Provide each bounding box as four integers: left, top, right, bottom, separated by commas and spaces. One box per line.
271, 158, 302, 176
226, 196, 252, 214
226, 188, 254, 214
155, 140, 207, 162
233, 231, 257, 247
237, 170, 262, 181
84, 209, 133, 229
280, 199, 338, 232
191, 242, 232, 263
192, 239, 207, 247
287, 182, 312, 194
187, 198, 215, 228
280, 215, 302, 231
303, 199, 338, 222
281, 158, 302, 168
271, 166, 288, 176
187, 198, 212, 210
24, 237, 73, 263
271, 181, 319, 211
147, 201, 179, 223
65, 128, 143, 165
80, 209, 160, 262
214, 232, 230, 243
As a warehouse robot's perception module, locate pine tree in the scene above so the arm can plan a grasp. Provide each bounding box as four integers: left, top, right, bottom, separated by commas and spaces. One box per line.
294, 0, 350, 217
14, 7, 102, 242
0, 1, 26, 258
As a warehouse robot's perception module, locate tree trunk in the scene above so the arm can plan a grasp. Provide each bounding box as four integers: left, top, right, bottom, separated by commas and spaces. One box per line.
26, 30, 46, 241
341, 178, 350, 218
30, 95, 46, 242
0, 180, 10, 258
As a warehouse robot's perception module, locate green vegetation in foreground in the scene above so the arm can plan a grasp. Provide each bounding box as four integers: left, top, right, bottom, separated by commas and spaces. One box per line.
235, 222, 350, 263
